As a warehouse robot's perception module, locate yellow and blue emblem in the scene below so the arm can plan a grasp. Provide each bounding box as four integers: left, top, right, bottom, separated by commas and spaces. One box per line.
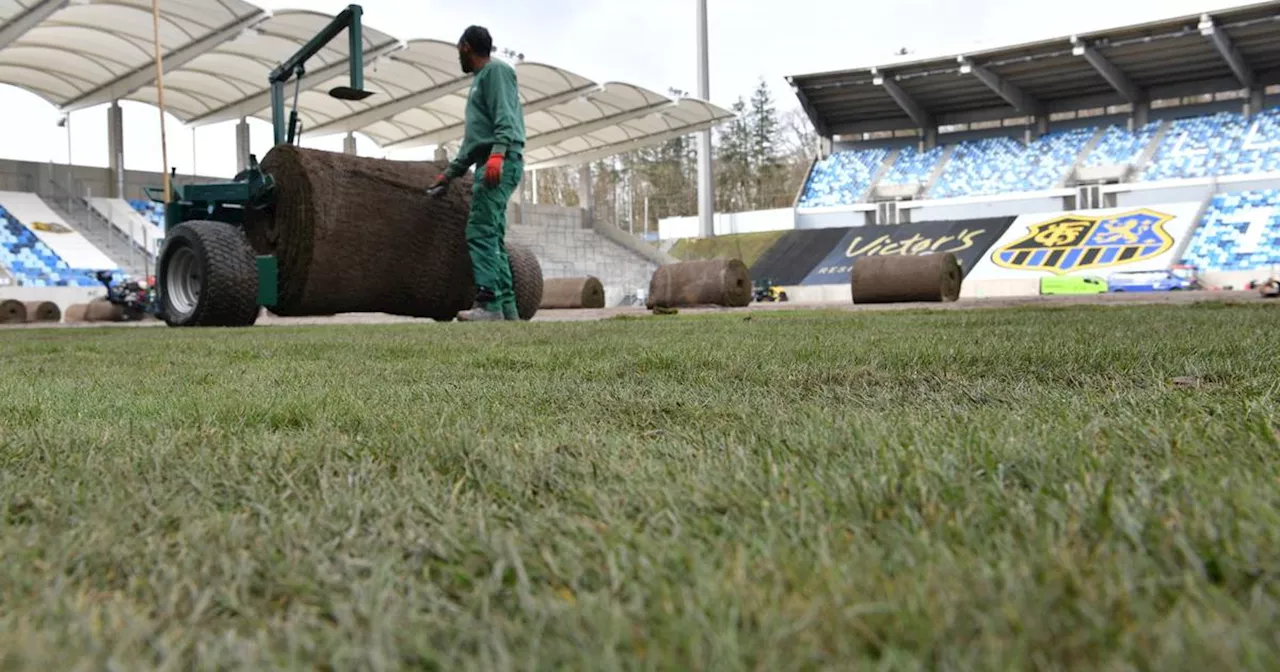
992, 209, 1175, 275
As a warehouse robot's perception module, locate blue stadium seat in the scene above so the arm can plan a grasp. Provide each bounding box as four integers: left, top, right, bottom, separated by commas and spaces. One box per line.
0, 205, 108, 287
798, 148, 889, 207
1142, 110, 1280, 181
129, 199, 165, 227
1082, 122, 1162, 166
879, 145, 946, 187
929, 128, 1095, 199
1181, 189, 1280, 272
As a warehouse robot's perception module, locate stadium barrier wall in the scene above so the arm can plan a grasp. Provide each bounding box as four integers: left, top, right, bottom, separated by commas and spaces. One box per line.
0, 159, 226, 204
964, 202, 1206, 292
801, 218, 1015, 286
658, 208, 797, 239
0, 285, 105, 318
0, 191, 118, 271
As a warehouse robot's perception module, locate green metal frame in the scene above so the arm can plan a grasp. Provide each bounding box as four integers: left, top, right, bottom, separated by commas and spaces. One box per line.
148, 4, 371, 310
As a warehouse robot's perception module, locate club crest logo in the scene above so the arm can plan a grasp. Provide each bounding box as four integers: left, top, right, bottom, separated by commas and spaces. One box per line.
992, 209, 1175, 275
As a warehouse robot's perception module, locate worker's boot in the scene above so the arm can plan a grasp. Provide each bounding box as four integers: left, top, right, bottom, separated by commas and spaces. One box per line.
458, 286, 505, 322
502, 301, 520, 321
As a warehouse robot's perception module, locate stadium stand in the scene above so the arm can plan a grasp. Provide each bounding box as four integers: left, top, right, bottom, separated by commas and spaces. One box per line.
90, 198, 163, 256
1082, 123, 1163, 167
929, 129, 1096, 199
1141, 110, 1280, 182
798, 147, 889, 207
505, 211, 657, 306
878, 145, 946, 187
1181, 189, 1280, 273
130, 200, 165, 228
0, 206, 97, 287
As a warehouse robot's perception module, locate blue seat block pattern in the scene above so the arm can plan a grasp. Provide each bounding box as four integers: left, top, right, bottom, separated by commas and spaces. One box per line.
879, 145, 946, 187
129, 199, 165, 227
798, 147, 889, 208
0, 205, 103, 287
1180, 189, 1280, 272
1083, 122, 1161, 167
929, 128, 1095, 199
1141, 110, 1280, 181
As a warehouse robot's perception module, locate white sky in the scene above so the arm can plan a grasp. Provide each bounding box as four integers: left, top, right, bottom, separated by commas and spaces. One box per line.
0, 0, 1251, 178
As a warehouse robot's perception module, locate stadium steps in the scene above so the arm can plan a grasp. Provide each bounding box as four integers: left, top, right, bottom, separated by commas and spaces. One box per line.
43, 196, 151, 278
922, 145, 957, 196
1065, 127, 1110, 185
865, 148, 902, 195
1132, 120, 1172, 176
506, 223, 658, 306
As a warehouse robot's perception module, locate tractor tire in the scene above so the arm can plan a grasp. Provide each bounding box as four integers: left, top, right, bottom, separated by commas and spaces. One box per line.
508, 243, 543, 321
158, 220, 260, 328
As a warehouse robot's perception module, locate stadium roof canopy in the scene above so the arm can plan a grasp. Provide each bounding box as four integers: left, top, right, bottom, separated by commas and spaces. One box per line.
788, 0, 1280, 137
525, 97, 735, 170
0, 0, 732, 165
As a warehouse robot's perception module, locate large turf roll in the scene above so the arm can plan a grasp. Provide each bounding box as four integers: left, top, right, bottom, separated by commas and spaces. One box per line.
63, 303, 89, 323
646, 259, 752, 309
83, 299, 124, 323
23, 301, 60, 323
850, 253, 962, 304
244, 145, 541, 321
541, 276, 605, 309
0, 299, 26, 324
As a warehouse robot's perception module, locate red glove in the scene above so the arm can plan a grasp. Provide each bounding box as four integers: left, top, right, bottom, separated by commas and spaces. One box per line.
483, 153, 504, 187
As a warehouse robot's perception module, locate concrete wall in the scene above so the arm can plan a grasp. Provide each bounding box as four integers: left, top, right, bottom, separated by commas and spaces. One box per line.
795, 207, 874, 230
0, 159, 226, 203
0, 285, 107, 320
658, 208, 796, 239
1107, 173, 1280, 209
901, 191, 1071, 222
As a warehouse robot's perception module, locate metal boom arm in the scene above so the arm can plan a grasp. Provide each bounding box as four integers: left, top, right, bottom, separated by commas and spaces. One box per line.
269, 4, 373, 147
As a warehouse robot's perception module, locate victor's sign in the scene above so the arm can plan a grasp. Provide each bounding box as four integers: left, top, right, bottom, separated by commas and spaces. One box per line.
801, 218, 1014, 285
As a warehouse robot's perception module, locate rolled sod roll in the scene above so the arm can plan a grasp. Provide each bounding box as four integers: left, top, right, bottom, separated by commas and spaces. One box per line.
83, 299, 124, 323
23, 301, 60, 323
244, 145, 542, 321
646, 259, 752, 309
850, 252, 962, 304
540, 276, 605, 309
0, 299, 27, 324
63, 303, 89, 323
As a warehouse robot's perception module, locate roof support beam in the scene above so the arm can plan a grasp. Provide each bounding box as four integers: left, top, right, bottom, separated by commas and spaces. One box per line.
61, 9, 269, 112
788, 79, 829, 137
186, 40, 403, 127
527, 121, 725, 170
1070, 37, 1143, 104
383, 84, 598, 151
0, 0, 68, 51
958, 57, 1041, 115
525, 100, 672, 150
872, 68, 932, 129
307, 76, 472, 136
1199, 14, 1255, 89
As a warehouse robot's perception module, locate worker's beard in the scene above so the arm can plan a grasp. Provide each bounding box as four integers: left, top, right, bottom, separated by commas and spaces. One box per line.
459, 53, 473, 74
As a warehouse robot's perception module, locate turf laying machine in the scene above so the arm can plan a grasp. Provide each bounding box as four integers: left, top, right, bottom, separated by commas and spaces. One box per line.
147, 5, 543, 327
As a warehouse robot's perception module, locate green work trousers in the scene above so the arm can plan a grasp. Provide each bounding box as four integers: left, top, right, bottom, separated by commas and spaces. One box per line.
467, 154, 523, 315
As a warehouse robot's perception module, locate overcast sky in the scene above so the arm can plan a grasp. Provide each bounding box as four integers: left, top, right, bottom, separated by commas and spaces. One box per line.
0, 0, 1249, 178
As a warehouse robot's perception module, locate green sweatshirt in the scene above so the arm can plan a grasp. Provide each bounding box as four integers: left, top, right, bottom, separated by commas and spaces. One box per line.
445, 59, 526, 180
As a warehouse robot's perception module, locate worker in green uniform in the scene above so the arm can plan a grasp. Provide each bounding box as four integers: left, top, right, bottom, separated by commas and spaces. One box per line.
430, 25, 526, 322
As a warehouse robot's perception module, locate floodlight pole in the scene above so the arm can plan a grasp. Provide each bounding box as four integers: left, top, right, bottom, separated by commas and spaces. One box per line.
696, 0, 715, 238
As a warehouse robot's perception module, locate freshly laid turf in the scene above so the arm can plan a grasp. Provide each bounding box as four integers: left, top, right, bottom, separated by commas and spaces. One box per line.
1, 303, 1279, 670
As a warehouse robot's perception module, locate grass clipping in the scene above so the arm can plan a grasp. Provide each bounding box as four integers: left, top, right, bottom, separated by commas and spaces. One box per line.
246, 146, 488, 320
646, 259, 752, 309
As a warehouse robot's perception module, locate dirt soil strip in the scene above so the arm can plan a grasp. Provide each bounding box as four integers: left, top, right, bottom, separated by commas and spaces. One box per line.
2, 290, 1267, 330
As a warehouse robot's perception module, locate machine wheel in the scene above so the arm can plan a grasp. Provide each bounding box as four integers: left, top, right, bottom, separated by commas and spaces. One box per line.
507, 243, 543, 321
158, 220, 260, 327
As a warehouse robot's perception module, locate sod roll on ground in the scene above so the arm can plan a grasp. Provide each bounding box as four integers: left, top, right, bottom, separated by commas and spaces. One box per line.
247, 146, 542, 321
851, 252, 962, 304
646, 258, 752, 309
22, 301, 60, 323
540, 276, 606, 309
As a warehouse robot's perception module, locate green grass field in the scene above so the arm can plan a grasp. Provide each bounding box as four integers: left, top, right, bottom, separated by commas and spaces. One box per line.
2, 303, 1279, 670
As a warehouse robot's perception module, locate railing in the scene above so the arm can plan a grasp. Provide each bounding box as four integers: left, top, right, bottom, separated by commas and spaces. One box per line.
45, 170, 154, 274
